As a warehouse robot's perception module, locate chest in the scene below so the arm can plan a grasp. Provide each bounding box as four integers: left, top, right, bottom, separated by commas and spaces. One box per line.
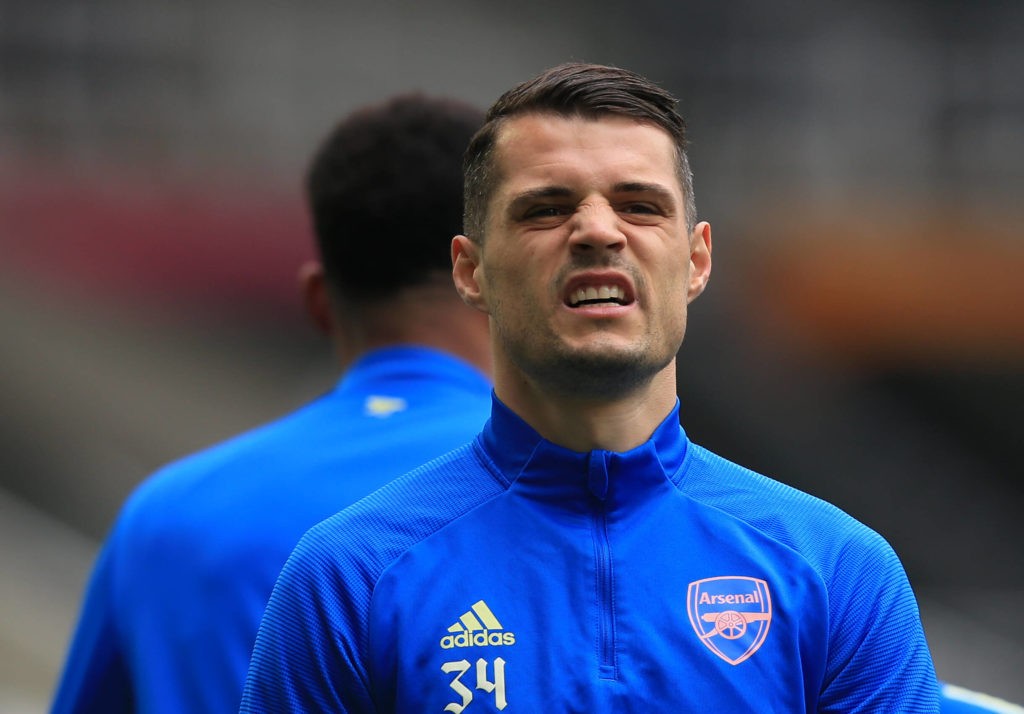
366, 497, 827, 713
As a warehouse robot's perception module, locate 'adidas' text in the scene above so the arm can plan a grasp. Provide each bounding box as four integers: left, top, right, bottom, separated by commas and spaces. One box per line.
440, 600, 516, 649
440, 630, 516, 649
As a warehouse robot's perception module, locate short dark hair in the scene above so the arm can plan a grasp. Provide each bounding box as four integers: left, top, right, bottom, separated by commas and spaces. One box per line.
463, 63, 695, 242
307, 93, 484, 302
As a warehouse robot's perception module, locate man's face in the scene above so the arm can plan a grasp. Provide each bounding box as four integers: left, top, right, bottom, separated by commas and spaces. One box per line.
454, 112, 711, 398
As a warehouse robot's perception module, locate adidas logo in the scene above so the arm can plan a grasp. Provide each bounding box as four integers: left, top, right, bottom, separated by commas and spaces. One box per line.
439, 600, 517, 649
364, 395, 407, 417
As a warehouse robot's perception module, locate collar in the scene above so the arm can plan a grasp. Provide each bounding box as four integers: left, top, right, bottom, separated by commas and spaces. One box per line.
479, 395, 689, 509
334, 346, 491, 395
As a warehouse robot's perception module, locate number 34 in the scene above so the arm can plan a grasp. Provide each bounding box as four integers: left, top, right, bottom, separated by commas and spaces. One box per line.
441, 657, 507, 712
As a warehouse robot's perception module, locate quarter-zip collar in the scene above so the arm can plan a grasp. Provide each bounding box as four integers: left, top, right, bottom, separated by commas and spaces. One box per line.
480, 394, 689, 510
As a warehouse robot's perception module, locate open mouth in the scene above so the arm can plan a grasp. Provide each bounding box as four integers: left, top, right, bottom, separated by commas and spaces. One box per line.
564, 273, 636, 308
568, 284, 630, 307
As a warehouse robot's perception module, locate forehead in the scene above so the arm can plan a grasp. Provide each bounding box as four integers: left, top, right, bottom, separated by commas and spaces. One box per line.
490, 113, 682, 197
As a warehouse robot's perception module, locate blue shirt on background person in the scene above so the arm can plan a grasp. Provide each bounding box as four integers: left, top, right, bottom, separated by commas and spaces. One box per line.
50, 93, 492, 713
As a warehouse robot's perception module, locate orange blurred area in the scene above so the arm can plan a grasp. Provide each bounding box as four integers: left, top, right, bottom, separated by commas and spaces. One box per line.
740, 202, 1024, 368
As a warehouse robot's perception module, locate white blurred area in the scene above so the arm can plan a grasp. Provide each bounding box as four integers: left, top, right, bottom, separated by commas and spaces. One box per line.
0, 491, 94, 714
2, 0, 1021, 709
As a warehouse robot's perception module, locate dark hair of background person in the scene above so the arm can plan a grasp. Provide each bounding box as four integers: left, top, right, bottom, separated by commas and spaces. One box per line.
306, 93, 485, 303
462, 62, 696, 242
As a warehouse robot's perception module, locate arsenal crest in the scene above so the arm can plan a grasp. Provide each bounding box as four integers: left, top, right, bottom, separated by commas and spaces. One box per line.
686, 576, 772, 665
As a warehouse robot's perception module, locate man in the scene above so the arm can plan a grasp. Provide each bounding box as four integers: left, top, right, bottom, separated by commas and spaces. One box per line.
50, 94, 492, 714
241, 63, 939, 711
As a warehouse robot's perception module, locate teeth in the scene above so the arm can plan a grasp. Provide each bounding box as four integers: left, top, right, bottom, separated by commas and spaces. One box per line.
570, 285, 623, 306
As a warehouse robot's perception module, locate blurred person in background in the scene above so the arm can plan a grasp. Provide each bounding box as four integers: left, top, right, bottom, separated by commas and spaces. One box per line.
240, 62, 938, 712
50, 93, 492, 714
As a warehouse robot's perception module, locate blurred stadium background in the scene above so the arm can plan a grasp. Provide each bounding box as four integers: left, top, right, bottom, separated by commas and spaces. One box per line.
1, 0, 1021, 710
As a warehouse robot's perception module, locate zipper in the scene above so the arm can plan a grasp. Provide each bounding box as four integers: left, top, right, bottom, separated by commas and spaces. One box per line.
588, 451, 617, 680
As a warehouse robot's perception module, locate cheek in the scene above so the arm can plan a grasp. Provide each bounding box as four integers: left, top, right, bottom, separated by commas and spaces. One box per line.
487, 245, 542, 287
654, 260, 689, 297
479, 254, 517, 310
656, 272, 692, 330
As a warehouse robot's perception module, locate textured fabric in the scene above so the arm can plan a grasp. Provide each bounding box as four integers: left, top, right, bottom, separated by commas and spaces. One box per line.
50, 347, 492, 714
242, 395, 940, 713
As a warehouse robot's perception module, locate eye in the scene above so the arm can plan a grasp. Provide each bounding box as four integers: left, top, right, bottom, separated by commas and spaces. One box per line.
523, 205, 570, 220
620, 203, 658, 215
524, 204, 573, 221
618, 202, 666, 224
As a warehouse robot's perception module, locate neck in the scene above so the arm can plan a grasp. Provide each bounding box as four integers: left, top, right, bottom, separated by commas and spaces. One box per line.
493, 358, 678, 453
331, 279, 492, 379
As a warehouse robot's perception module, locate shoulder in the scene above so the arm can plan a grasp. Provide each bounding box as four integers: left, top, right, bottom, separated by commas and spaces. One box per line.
138, 393, 335, 491
101, 394, 338, 558
678, 443, 900, 585
288, 440, 508, 587
680, 444, 937, 707
252, 440, 510, 688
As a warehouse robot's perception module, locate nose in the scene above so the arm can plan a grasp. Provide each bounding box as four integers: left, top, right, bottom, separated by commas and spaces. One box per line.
567, 202, 625, 254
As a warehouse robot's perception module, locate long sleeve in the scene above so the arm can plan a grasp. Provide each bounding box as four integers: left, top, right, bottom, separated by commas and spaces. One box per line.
50, 538, 133, 714
240, 524, 375, 714
819, 533, 939, 712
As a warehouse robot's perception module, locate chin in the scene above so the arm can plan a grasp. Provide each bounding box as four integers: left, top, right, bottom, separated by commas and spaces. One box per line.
538, 347, 672, 399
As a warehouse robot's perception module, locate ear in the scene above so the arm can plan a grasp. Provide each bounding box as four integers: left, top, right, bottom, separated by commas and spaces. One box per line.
686, 221, 712, 304
451, 235, 489, 313
298, 260, 333, 335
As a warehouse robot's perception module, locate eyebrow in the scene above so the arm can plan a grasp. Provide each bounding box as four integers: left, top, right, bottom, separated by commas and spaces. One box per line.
506, 186, 574, 215
505, 181, 679, 216
612, 182, 678, 206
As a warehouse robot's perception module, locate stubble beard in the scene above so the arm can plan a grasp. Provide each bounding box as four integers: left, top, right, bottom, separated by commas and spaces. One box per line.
502, 324, 679, 401
489, 256, 685, 401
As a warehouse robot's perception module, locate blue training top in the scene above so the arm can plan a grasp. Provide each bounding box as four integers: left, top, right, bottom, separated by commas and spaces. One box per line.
242, 395, 939, 712
51, 347, 493, 714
